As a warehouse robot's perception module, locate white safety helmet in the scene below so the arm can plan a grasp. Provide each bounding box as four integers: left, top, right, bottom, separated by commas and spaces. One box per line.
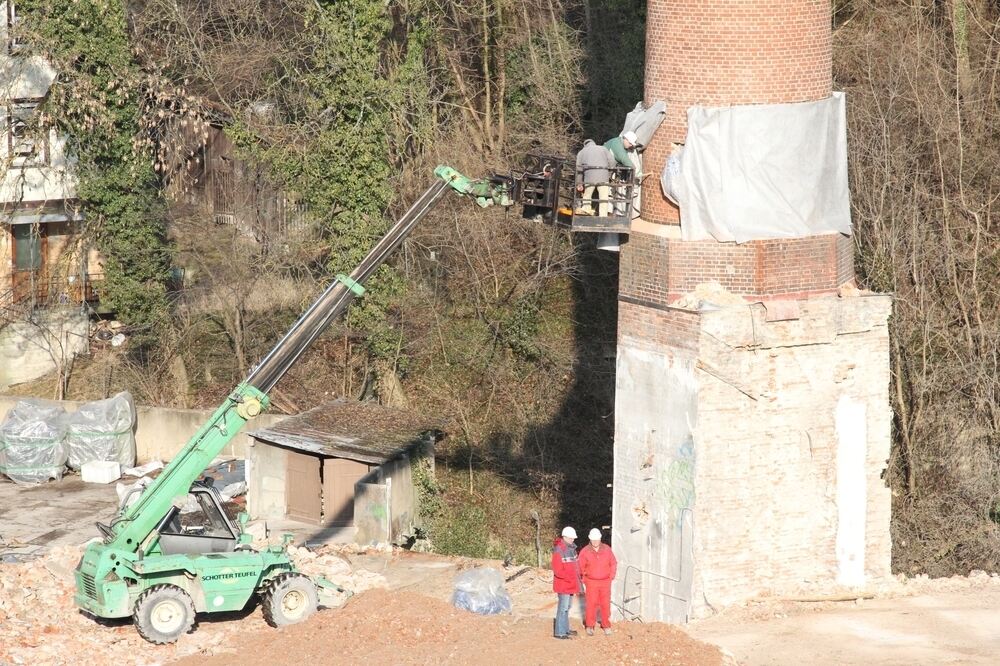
561, 526, 578, 539
589, 528, 602, 541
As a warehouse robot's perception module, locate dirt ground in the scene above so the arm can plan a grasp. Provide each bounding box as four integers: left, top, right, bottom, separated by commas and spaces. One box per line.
9, 539, 1000, 666
174, 589, 724, 666
0, 544, 724, 666
689, 574, 1000, 665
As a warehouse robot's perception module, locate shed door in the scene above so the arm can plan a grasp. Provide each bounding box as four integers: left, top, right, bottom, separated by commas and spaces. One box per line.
285, 450, 322, 524
322, 458, 370, 526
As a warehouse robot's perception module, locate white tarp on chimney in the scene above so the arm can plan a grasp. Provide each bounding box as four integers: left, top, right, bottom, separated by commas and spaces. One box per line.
670, 92, 852, 243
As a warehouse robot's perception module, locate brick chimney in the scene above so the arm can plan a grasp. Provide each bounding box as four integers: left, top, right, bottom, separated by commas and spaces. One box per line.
628, 0, 849, 301
611, 0, 892, 623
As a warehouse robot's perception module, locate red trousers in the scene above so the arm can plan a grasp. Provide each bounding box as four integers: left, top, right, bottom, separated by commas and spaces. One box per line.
584, 579, 612, 628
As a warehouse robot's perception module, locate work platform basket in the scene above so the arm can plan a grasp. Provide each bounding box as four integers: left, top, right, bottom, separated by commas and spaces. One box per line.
514, 154, 634, 234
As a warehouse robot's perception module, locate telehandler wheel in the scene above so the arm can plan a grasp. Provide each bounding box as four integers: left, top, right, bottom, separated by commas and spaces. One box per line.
133, 584, 196, 644
262, 573, 318, 628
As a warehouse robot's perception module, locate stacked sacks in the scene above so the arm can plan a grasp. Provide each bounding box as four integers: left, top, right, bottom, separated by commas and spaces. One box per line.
0, 401, 69, 484
67, 392, 136, 471
0, 392, 136, 484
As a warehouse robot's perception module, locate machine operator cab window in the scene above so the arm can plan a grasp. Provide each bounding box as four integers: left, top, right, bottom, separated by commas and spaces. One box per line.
157, 481, 241, 555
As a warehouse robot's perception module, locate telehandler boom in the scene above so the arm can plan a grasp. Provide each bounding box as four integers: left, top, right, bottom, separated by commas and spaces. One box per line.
73, 169, 520, 643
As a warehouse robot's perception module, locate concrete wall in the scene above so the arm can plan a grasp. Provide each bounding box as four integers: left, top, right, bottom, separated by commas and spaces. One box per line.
0, 309, 89, 388
0, 393, 284, 464
612, 338, 697, 623
611, 294, 893, 621
377, 445, 433, 541
246, 438, 288, 520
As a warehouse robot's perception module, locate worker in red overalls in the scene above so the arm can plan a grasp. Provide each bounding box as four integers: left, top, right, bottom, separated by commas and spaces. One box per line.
578, 527, 617, 636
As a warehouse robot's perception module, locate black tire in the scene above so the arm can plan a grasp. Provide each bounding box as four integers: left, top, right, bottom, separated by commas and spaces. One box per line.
261, 573, 318, 628
133, 584, 196, 644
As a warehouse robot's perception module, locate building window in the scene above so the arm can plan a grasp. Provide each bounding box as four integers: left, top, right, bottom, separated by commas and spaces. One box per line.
6, 1, 25, 54
12, 223, 42, 271
7, 102, 47, 167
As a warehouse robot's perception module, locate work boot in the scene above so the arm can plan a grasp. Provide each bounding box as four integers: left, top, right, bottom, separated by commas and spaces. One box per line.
586, 627, 595, 636
603, 628, 613, 636
554, 634, 571, 640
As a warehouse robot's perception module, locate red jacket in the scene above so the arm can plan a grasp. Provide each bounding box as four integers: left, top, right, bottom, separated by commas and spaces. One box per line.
579, 543, 617, 583
551, 538, 582, 594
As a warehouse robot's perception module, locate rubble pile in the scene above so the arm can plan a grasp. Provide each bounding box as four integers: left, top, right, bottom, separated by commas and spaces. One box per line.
286, 544, 388, 595
173, 588, 729, 666
0, 545, 237, 665
0, 541, 393, 664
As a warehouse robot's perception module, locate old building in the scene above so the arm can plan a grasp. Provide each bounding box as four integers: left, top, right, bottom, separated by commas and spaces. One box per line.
0, 1, 97, 388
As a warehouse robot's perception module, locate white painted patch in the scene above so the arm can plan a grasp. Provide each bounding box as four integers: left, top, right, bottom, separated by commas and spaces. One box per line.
835, 396, 867, 586
213, 595, 225, 607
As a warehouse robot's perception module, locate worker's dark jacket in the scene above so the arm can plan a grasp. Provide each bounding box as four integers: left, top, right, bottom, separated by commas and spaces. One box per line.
576, 139, 615, 184
551, 538, 582, 594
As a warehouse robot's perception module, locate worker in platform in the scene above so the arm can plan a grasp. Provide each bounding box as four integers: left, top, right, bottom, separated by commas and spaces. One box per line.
603, 130, 640, 216
552, 526, 582, 639
604, 130, 639, 172
574, 139, 615, 216
578, 527, 617, 636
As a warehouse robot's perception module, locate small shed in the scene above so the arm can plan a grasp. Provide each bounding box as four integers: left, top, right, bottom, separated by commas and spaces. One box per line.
246, 400, 443, 545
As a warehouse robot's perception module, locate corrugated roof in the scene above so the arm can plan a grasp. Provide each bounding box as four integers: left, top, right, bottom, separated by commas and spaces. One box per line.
248, 399, 445, 464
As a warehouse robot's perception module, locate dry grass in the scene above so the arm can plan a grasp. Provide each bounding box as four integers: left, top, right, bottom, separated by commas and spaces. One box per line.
837, 1, 1000, 575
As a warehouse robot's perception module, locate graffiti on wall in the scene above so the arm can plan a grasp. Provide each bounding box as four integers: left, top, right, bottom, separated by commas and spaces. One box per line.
653, 438, 695, 527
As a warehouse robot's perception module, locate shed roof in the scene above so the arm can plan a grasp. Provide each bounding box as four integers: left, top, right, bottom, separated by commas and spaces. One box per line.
249, 399, 445, 465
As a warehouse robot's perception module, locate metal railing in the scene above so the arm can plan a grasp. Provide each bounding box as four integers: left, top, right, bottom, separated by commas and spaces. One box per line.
0, 274, 104, 328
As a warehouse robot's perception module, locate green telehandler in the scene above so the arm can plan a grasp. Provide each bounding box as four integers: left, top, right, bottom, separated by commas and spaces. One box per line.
72, 166, 539, 643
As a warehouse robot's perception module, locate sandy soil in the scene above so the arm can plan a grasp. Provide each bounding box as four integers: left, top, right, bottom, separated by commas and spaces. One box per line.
174, 588, 725, 666
689, 576, 1000, 665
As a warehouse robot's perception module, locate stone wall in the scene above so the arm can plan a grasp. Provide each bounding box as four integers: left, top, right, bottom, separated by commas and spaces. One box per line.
0, 309, 89, 389
611, 294, 893, 620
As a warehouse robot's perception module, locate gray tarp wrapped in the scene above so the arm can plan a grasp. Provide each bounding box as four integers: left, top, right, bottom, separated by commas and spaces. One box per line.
617, 100, 666, 220
67, 392, 136, 470
0, 401, 69, 485
674, 92, 852, 242
622, 100, 666, 151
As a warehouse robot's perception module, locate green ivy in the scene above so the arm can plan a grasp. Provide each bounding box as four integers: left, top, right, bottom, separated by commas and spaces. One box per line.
495, 296, 542, 362
19, 0, 172, 338
228, 1, 405, 357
